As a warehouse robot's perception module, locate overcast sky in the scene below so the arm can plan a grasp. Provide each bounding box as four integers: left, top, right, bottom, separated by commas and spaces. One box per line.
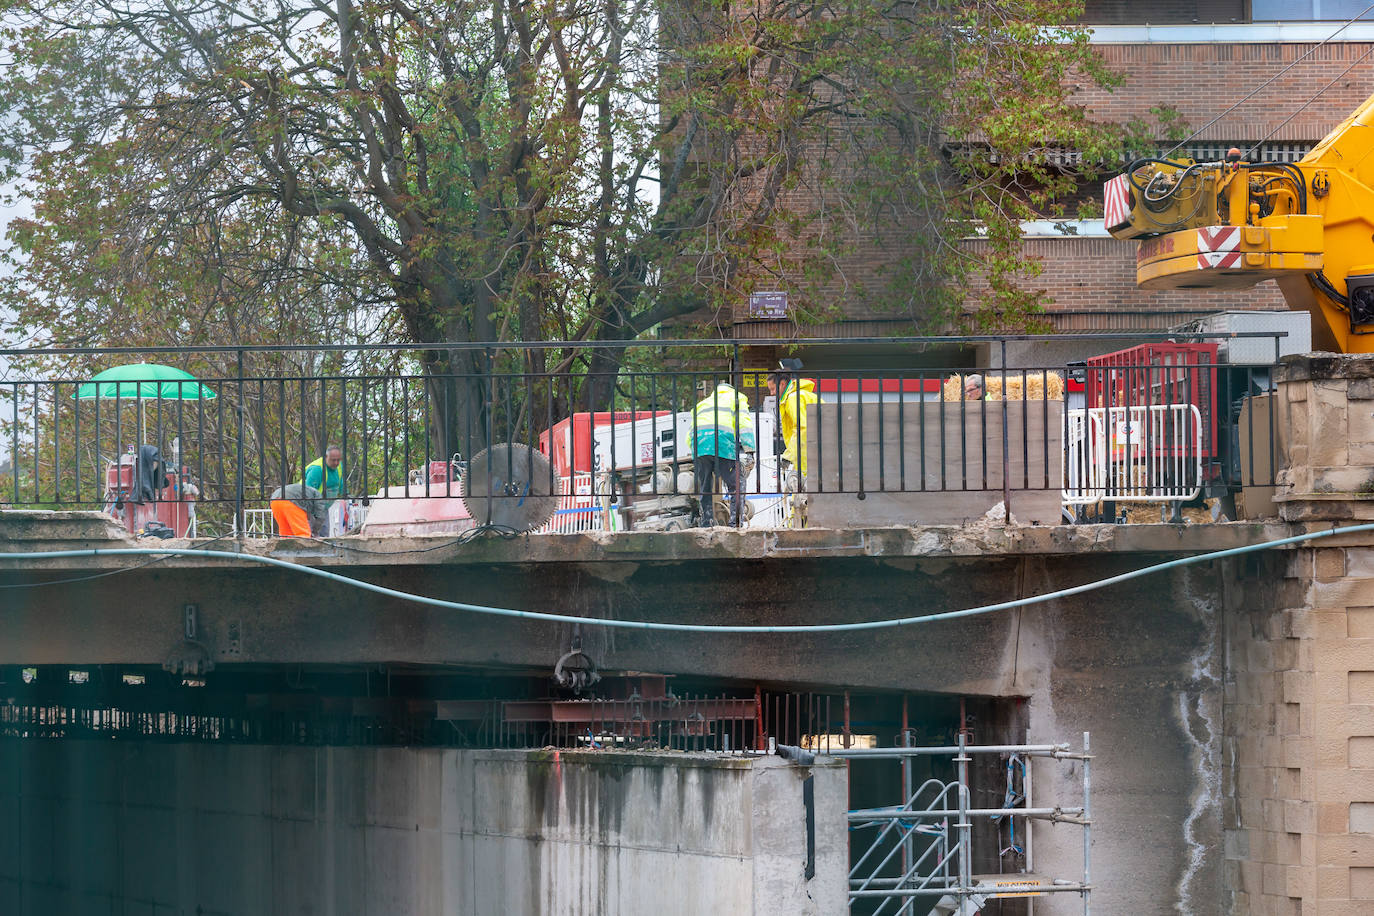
0, 189, 26, 464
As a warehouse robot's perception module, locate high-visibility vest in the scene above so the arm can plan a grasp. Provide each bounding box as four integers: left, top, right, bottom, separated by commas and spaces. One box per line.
303, 457, 345, 498
689, 384, 756, 460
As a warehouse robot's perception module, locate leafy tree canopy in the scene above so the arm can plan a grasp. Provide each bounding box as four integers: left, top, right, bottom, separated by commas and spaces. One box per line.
0, 0, 1127, 442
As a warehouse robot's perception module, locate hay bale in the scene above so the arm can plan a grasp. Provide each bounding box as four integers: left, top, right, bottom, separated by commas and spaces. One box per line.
942, 371, 1064, 402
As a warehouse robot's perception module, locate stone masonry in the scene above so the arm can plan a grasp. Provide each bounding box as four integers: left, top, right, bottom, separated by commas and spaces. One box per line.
1224, 354, 1374, 914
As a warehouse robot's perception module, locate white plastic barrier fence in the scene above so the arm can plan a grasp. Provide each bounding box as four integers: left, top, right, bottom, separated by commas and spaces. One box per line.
538, 474, 610, 534
238, 508, 276, 538
1063, 404, 1204, 505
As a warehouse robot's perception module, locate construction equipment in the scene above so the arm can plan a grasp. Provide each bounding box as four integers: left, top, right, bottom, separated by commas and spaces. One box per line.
1105, 90, 1374, 353
102, 445, 199, 538
461, 443, 560, 531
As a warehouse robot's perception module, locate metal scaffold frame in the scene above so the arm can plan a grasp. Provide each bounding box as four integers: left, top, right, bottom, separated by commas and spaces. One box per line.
834, 732, 1093, 916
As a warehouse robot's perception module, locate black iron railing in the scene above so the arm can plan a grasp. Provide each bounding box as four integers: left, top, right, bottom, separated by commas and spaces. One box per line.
0, 335, 1285, 534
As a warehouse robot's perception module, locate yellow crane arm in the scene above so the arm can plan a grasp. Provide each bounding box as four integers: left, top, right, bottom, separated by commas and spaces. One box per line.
1106, 92, 1374, 353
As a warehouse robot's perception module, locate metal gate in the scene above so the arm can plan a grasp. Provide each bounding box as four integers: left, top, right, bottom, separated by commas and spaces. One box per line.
834, 733, 1094, 915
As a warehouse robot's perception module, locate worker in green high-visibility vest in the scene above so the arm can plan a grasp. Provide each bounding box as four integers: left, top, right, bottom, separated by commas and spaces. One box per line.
689, 383, 755, 527
303, 445, 346, 499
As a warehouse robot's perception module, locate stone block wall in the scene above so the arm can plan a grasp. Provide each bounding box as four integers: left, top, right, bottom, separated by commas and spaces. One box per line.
1222, 550, 1320, 915
1223, 354, 1374, 914
1275, 355, 1374, 513
1229, 543, 1374, 916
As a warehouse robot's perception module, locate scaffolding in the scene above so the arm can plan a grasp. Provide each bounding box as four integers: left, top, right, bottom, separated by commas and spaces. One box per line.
834, 732, 1093, 916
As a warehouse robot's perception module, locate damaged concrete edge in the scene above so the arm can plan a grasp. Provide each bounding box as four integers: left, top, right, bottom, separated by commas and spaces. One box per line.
1278, 350, 1374, 382
473, 747, 843, 769
0, 508, 1296, 571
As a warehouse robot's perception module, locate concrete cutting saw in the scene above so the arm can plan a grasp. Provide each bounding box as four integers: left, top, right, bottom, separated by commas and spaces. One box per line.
460, 443, 560, 531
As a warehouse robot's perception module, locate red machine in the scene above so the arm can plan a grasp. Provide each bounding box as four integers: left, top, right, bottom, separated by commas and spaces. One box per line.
1083, 342, 1220, 459
538, 410, 672, 477
103, 450, 198, 538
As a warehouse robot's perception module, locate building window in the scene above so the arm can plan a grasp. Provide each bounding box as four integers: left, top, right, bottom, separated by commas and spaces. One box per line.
1252, 0, 1374, 19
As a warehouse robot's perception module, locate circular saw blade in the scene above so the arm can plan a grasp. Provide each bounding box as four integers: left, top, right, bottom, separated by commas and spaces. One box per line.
461, 443, 560, 531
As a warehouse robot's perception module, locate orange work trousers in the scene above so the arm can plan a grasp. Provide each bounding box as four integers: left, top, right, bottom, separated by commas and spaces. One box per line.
270, 500, 312, 537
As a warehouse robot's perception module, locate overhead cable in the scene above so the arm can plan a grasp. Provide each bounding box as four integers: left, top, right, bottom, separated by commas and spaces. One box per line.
1, 522, 1371, 633
1163, 3, 1374, 159
1246, 43, 1374, 158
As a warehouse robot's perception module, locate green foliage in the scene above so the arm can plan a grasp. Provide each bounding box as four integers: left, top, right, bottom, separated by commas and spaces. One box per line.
0, 0, 1129, 374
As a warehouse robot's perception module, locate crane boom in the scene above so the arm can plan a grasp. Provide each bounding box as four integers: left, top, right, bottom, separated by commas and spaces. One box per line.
1106, 92, 1374, 353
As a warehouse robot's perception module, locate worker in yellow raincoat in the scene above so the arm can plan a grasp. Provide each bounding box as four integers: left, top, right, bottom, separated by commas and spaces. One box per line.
767, 358, 817, 482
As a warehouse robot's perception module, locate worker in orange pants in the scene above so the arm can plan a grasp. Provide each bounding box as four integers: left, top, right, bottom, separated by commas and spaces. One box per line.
269, 482, 328, 537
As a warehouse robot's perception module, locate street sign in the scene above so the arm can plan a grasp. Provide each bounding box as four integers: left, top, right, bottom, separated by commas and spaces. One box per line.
748, 290, 788, 319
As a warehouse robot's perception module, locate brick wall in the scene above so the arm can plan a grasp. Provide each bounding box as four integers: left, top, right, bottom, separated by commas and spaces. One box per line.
717, 235, 1294, 336
1080, 43, 1374, 142
962, 235, 1290, 326
720, 38, 1369, 337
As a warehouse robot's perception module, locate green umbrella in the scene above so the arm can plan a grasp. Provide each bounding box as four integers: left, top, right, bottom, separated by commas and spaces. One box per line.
73, 363, 217, 443
74, 363, 217, 402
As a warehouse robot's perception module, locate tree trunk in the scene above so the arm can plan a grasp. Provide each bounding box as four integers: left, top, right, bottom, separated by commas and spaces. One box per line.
422, 346, 491, 462
400, 256, 498, 463
577, 310, 631, 414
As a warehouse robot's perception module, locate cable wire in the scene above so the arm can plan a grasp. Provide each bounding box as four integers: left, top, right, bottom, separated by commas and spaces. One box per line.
0, 531, 237, 589
1246, 43, 1374, 159
1163, 3, 1374, 159
1, 523, 1371, 632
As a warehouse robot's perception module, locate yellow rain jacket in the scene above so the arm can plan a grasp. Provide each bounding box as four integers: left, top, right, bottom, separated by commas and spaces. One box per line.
778, 378, 817, 475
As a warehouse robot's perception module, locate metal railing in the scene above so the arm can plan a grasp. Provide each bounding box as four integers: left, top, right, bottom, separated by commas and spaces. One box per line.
0, 673, 838, 756
0, 335, 1285, 534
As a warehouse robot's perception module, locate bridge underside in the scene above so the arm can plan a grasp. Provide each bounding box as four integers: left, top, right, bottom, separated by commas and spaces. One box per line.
0, 510, 1282, 691
1, 509, 1296, 914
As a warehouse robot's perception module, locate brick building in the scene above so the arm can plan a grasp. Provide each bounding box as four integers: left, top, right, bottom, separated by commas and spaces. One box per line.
730, 3, 1374, 355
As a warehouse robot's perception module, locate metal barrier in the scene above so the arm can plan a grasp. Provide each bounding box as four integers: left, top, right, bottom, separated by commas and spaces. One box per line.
237, 507, 275, 539
1063, 405, 1205, 505
0, 335, 1284, 534
0, 675, 838, 757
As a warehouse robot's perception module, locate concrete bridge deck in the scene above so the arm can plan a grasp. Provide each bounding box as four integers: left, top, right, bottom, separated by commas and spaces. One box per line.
0, 508, 1292, 687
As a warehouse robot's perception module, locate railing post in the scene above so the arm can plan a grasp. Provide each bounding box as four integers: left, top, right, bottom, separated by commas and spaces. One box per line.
1082, 730, 1092, 915
732, 341, 742, 527
235, 348, 246, 539
1000, 339, 1011, 517
901, 698, 914, 915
